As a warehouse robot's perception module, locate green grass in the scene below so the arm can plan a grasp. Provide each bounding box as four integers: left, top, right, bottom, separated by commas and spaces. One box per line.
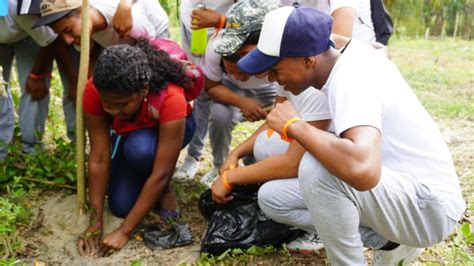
389, 37, 474, 119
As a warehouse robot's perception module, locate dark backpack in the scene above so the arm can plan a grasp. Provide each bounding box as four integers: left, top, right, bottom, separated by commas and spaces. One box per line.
17, 0, 40, 15
370, 0, 394, 45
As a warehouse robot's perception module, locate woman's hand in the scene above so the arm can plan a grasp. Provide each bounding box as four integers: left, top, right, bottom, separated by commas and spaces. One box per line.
266, 101, 301, 136
99, 227, 130, 257
77, 223, 103, 257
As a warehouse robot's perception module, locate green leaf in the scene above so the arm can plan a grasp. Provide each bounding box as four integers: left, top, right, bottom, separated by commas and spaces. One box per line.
52, 177, 66, 184
216, 249, 231, 261
247, 245, 263, 255
0, 173, 11, 182
460, 223, 471, 237
130, 259, 142, 266
231, 248, 243, 254
466, 234, 474, 245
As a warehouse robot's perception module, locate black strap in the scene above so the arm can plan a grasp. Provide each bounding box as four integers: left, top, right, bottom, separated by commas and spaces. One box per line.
17, 0, 41, 15
340, 39, 352, 54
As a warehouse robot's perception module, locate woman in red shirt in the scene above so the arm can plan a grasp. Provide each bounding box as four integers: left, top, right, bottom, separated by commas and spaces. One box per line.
80, 39, 196, 256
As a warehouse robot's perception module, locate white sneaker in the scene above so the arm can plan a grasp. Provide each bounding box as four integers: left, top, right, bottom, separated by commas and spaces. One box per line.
372, 244, 424, 265
199, 167, 219, 188
174, 156, 199, 181
286, 233, 324, 254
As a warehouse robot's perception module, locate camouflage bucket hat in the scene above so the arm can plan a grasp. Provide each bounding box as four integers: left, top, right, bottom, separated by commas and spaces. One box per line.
215, 0, 280, 56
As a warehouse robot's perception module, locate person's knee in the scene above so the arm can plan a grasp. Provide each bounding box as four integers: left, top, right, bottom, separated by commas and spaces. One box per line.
298, 152, 339, 204
253, 131, 289, 162
209, 103, 235, 128
299, 152, 335, 186
108, 196, 132, 218
258, 181, 285, 217
123, 128, 157, 166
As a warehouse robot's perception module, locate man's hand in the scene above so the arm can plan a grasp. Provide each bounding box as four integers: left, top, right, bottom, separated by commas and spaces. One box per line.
25, 75, 49, 101
239, 97, 268, 122
266, 101, 300, 136
211, 174, 233, 204
113, 0, 133, 38
191, 8, 221, 29
99, 227, 130, 257
77, 223, 103, 257
68, 83, 77, 101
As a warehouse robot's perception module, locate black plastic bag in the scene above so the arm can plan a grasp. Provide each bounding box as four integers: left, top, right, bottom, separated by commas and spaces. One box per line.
199, 185, 304, 255
142, 223, 193, 250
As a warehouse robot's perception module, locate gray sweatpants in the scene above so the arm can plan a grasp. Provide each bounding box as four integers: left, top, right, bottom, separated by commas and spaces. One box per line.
0, 38, 76, 159
259, 151, 462, 265
188, 79, 276, 167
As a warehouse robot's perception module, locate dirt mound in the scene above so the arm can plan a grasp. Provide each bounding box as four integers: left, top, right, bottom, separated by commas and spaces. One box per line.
24, 193, 201, 264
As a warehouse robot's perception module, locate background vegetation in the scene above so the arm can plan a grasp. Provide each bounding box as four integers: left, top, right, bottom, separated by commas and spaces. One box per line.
0, 0, 473, 264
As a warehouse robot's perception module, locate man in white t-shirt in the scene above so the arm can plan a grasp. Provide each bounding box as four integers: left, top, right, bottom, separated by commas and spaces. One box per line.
211, 84, 332, 254
174, 0, 280, 186
34, 0, 169, 48
0, 0, 76, 159
238, 6, 465, 265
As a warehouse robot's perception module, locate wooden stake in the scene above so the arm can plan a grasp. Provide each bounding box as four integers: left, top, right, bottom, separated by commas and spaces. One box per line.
76, 0, 90, 215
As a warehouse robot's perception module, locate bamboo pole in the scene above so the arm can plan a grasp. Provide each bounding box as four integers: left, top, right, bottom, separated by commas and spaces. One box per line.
76, 0, 90, 214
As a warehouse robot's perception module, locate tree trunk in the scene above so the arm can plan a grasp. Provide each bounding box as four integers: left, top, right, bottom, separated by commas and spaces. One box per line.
453, 11, 459, 39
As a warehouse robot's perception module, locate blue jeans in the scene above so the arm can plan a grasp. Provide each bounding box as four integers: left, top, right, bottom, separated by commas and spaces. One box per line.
108, 115, 196, 218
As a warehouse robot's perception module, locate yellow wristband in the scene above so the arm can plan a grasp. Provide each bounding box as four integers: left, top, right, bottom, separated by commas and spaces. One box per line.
222, 170, 233, 191
282, 117, 302, 140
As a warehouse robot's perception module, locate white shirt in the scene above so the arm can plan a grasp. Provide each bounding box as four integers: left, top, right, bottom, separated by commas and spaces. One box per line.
280, 0, 375, 42
179, 0, 235, 32
199, 33, 274, 89
254, 84, 331, 162
91, 0, 169, 48
0, 0, 56, 46
321, 40, 465, 220
277, 86, 331, 122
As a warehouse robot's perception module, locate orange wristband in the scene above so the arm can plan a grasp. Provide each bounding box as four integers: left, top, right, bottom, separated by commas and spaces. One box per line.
216, 15, 226, 29
282, 117, 302, 140
267, 128, 274, 138
29, 72, 51, 80
222, 170, 233, 191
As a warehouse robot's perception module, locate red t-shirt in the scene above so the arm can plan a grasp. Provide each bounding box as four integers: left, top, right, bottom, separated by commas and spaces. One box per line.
83, 79, 191, 135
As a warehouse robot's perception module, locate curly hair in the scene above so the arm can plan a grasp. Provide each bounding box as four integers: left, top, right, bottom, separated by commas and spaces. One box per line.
93, 38, 190, 95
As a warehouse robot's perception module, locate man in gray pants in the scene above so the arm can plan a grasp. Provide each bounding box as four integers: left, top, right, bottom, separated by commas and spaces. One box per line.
238, 6, 465, 265
174, 0, 279, 186
0, 0, 76, 160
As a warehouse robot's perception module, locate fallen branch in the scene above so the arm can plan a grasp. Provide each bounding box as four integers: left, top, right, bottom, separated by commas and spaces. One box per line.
22, 177, 76, 190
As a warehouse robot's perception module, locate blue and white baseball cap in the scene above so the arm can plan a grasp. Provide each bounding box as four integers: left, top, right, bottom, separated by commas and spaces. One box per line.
238, 5, 333, 75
